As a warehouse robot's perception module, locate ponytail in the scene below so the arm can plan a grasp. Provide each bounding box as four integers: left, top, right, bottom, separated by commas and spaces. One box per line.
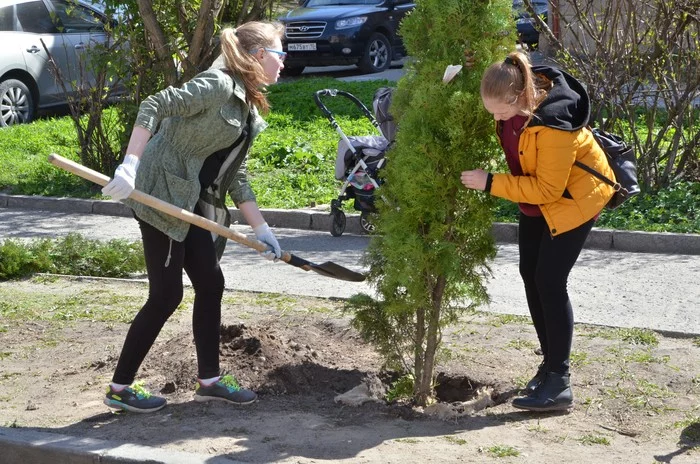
480, 51, 550, 118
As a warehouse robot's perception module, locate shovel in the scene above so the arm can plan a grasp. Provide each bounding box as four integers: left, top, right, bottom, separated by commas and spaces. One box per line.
48, 154, 366, 282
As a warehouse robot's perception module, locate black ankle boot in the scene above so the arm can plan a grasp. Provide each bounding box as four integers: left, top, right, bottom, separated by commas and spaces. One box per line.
524, 361, 547, 394
512, 372, 573, 412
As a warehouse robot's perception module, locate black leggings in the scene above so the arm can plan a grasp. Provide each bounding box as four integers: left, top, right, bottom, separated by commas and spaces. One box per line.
112, 212, 224, 384
518, 213, 594, 375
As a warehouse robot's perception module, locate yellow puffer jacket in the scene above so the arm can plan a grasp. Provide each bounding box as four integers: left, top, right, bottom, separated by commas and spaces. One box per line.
490, 124, 616, 236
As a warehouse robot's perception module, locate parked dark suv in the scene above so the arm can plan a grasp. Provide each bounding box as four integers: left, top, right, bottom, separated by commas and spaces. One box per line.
513, 0, 549, 48
278, 0, 415, 76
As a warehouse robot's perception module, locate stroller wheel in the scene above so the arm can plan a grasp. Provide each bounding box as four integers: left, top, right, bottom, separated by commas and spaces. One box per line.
330, 210, 346, 237
360, 212, 376, 234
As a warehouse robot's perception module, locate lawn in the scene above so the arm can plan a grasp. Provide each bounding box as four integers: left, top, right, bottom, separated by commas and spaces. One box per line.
0, 77, 698, 233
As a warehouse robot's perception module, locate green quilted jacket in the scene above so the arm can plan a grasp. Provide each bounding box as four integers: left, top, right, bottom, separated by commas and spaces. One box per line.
124, 68, 267, 251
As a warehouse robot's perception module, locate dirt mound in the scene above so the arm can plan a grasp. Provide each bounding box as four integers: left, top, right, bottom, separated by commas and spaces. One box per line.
144, 317, 383, 398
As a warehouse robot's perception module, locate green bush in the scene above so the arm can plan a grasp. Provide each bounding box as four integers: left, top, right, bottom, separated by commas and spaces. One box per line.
0, 234, 145, 280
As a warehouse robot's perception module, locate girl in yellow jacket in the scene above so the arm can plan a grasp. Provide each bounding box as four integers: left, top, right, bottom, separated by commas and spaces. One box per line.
461, 51, 615, 412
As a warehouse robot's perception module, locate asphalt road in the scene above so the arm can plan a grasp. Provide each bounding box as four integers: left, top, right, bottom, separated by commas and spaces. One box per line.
2, 207, 698, 336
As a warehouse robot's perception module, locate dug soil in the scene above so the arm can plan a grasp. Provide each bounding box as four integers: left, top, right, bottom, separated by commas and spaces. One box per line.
1, 276, 698, 463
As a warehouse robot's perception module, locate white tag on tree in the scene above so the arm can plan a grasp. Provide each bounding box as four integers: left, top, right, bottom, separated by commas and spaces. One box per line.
442, 64, 463, 83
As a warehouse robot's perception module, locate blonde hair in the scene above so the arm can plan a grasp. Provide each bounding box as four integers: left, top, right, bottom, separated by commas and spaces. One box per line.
480, 51, 550, 119
219, 21, 285, 114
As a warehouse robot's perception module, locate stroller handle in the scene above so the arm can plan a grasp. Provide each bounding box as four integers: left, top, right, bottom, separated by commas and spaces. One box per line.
314, 89, 380, 131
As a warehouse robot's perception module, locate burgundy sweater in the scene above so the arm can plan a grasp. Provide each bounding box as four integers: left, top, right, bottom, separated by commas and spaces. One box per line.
498, 115, 542, 217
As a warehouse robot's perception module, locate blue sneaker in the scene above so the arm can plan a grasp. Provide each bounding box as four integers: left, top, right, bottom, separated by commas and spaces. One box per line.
194, 375, 257, 405
104, 381, 167, 413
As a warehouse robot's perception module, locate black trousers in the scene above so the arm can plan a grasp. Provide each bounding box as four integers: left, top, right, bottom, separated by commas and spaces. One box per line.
112, 212, 224, 384
518, 213, 594, 375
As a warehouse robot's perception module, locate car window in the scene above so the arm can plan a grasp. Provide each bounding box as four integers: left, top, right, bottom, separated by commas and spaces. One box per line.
49, 0, 104, 33
0, 6, 13, 31
16, 0, 58, 33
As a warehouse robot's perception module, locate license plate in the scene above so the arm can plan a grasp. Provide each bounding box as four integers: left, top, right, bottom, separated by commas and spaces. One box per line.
288, 43, 317, 51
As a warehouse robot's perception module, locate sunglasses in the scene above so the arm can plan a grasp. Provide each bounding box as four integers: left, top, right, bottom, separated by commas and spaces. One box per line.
250, 48, 287, 62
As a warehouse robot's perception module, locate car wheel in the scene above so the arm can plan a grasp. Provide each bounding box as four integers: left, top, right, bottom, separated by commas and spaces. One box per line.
0, 79, 35, 127
281, 66, 305, 77
359, 33, 391, 74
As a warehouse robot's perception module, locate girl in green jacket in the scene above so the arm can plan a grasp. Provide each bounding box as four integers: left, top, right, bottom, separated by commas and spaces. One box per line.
101, 21, 287, 413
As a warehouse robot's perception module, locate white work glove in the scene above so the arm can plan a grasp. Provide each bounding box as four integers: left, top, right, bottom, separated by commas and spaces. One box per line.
253, 222, 282, 261
102, 154, 139, 201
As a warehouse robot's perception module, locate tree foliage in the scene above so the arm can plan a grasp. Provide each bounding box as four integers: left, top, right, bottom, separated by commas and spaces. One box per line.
54, 0, 284, 179
350, 0, 514, 406
529, 0, 700, 188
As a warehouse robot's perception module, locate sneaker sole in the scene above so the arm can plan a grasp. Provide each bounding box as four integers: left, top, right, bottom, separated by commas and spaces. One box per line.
193, 394, 258, 405
104, 397, 167, 413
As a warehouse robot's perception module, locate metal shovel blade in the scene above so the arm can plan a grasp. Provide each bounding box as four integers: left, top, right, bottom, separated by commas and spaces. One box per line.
285, 253, 366, 282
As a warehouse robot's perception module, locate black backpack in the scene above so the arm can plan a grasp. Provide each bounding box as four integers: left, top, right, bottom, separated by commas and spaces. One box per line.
574, 128, 640, 209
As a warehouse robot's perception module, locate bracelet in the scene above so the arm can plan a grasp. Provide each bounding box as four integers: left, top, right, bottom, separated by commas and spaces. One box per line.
484, 173, 493, 193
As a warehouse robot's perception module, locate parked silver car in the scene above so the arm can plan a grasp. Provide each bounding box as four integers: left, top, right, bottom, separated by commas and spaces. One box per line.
0, 0, 114, 127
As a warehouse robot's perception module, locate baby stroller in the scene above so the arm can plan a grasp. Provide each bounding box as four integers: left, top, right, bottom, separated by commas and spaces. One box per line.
314, 87, 396, 236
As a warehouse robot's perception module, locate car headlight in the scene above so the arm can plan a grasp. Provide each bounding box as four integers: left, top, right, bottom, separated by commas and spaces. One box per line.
335, 16, 367, 30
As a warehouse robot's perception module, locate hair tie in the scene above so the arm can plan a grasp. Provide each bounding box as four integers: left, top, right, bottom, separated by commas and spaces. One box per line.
504, 56, 516, 66
232, 27, 237, 36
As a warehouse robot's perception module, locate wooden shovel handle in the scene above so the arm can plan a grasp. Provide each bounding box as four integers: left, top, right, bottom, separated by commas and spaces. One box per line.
48, 154, 287, 259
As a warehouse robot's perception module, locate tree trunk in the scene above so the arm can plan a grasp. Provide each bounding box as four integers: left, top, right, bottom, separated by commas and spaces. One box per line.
136, 0, 178, 86
413, 304, 426, 402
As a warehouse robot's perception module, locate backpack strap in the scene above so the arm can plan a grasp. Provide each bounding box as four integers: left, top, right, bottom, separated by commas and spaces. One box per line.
573, 160, 622, 192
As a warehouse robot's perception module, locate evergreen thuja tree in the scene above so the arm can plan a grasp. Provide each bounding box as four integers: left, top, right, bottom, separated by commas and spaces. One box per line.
348, 0, 515, 406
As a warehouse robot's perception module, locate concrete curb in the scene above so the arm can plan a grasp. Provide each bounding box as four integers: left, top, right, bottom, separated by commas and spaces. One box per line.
0, 427, 242, 464
1, 193, 699, 255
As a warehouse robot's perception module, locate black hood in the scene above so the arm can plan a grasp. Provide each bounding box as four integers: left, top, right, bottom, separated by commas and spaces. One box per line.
530, 65, 590, 131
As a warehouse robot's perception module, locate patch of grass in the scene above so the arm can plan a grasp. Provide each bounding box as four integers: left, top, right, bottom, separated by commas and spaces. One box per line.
394, 438, 420, 444
626, 349, 670, 365
0, 352, 11, 360
483, 444, 520, 457
604, 379, 675, 412
578, 433, 611, 446
487, 313, 530, 327
605, 345, 670, 365
585, 327, 659, 346
617, 328, 659, 346
526, 422, 548, 433
385, 374, 414, 403
0, 372, 21, 382
570, 351, 590, 367
253, 293, 300, 313
0, 234, 145, 281
507, 338, 537, 351
443, 435, 468, 445
0, 284, 145, 323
